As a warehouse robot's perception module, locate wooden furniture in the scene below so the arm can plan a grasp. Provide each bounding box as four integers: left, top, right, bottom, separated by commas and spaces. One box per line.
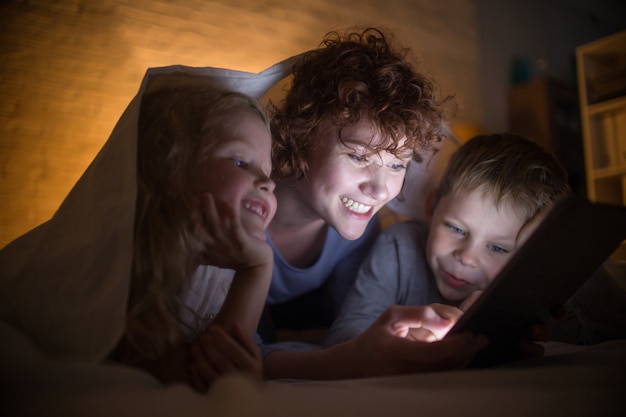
576, 30, 626, 206
508, 77, 586, 197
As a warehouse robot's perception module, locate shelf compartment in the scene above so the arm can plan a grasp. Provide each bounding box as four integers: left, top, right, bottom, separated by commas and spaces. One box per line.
590, 175, 626, 205
578, 31, 626, 105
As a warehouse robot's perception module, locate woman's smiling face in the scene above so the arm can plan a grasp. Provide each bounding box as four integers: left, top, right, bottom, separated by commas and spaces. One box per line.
296, 117, 412, 240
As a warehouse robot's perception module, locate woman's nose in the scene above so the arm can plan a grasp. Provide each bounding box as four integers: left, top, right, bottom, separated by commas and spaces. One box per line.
360, 167, 389, 202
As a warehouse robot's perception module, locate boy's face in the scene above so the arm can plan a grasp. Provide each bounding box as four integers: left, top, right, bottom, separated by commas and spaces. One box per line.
426, 189, 527, 302
192, 108, 276, 241
295, 117, 412, 240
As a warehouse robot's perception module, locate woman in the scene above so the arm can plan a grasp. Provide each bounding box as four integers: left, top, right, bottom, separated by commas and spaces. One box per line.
261, 27, 488, 379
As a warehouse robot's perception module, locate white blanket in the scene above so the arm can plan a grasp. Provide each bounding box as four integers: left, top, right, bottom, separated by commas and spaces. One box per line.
0, 58, 300, 362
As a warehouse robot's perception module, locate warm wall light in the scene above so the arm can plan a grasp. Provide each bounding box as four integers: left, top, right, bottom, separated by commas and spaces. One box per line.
451, 123, 484, 142
0, 4, 312, 248
0, 2, 484, 248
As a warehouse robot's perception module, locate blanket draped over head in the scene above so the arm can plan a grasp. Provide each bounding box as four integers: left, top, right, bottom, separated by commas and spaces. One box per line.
0, 58, 301, 362
0, 53, 453, 363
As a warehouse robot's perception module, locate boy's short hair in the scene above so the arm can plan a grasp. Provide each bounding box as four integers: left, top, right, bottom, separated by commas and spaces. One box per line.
270, 27, 454, 179
436, 133, 571, 222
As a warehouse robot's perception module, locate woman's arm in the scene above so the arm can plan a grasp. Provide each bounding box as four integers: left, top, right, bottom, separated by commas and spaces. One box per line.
265, 305, 488, 380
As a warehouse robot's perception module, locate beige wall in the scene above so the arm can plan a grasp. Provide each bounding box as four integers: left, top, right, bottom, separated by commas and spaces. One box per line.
0, 0, 481, 248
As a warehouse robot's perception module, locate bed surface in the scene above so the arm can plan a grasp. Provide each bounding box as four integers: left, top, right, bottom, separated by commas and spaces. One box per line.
3, 321, 625, 417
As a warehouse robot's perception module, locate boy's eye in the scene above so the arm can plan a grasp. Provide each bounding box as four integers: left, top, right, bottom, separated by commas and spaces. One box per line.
445, 223, 464, 235
487, 244, 509, 254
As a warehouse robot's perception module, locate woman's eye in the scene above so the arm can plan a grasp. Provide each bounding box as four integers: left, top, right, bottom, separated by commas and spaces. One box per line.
389, 162, 407, 171
487, 244, 508, 254
350, 154, 368, 163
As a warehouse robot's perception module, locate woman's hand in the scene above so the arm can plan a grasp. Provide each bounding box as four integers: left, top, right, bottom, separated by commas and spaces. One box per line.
398, 303, 463, 342
345, 305, 488, 377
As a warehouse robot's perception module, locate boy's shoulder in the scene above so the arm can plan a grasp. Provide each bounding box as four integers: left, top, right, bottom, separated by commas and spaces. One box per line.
379, 219, 429, 246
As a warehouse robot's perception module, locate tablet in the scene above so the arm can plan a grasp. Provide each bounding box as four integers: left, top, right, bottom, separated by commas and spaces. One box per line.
447, 195, 626, 367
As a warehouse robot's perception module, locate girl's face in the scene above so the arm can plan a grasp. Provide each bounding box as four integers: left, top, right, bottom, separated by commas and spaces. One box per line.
297, 117, 412, 240
192, 108, 276, 241
426, 189, 527, 302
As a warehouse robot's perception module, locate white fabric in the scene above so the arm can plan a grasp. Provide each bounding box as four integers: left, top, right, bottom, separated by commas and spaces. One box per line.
0, 57, 300, 362
179, 265, 234, 338
0, 95, 138, 360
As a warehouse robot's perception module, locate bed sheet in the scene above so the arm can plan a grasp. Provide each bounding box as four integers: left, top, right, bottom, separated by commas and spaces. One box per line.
3, 322, 625, 417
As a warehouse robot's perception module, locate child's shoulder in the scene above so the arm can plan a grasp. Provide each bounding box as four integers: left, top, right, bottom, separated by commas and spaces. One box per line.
379, 219, 429, 246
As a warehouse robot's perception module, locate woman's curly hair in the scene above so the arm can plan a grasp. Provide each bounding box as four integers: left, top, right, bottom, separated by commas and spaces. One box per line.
270, 27, 455, 179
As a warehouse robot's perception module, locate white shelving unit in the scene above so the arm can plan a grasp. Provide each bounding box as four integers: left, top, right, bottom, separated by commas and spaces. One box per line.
576, 30, 626, 206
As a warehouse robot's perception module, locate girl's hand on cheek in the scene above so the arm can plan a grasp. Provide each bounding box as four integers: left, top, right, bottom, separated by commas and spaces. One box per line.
198, 193, 272, 271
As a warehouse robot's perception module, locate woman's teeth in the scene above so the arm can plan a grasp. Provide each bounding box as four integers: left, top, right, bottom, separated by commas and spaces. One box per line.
340, 196, 371, 214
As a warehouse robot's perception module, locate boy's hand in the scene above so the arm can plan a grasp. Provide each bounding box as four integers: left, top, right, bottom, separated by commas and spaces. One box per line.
517, 305, 568, 357
188, 323, 262, 393
198, 193, 272, 271
459, 290, 560, 359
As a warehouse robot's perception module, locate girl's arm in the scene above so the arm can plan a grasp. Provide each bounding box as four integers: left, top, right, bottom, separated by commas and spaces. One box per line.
185, 194, 273, 390
199, 193, 273, 334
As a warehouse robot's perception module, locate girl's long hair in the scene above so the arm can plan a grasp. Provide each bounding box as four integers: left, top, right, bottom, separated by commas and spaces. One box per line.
117, 83, 268, 365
